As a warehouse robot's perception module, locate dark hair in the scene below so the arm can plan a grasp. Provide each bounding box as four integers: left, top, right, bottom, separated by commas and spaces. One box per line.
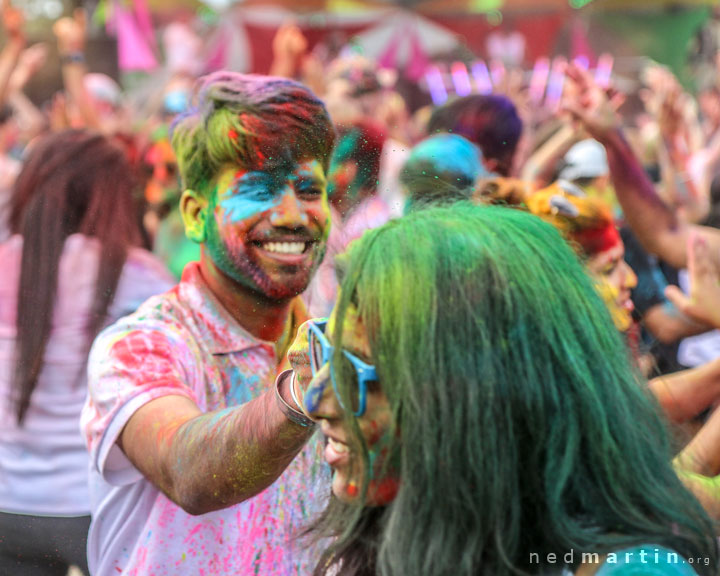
427, 94, 521, 177
331, 119, 386, 196
311, 203, 719, 576
9, 130, 144, 424
171, 72, 336, 195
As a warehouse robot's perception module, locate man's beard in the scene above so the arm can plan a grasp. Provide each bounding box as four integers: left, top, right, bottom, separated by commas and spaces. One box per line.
215, 239, 326, 302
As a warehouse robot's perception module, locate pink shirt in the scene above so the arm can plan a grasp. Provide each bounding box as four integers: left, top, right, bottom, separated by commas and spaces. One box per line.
0, 234, 174, 516
81, 262, 328, 575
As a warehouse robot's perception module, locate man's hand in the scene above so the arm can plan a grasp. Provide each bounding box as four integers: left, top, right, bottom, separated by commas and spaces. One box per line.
2, 0, 24, 45
286, 320, 313, 417
53, 8, 86, 56
562, 62, 624, 144
269, 22, 307, 78
665, 232, 720, 329
272, 22, 307, 64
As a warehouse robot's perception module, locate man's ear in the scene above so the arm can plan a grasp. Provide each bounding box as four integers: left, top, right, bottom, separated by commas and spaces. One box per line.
180, 189, 208, 243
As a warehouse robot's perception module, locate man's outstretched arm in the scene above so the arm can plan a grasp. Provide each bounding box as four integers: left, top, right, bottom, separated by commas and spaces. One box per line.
119, 372, 313, 516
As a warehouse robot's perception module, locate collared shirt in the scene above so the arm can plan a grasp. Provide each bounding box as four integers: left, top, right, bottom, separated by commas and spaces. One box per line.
81, 262, 327, 575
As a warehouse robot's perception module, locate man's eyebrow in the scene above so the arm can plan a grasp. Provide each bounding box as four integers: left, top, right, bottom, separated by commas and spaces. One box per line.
227, 172, 274, 189
295, 170, 327, 184
295, 175, 325, 186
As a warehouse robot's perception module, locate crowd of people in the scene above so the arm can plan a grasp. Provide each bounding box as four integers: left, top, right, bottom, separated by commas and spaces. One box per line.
2, 1, 720, 575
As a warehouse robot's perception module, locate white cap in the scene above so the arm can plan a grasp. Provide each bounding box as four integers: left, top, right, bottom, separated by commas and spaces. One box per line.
83, 73, 122, 108
559, 139, 608, 182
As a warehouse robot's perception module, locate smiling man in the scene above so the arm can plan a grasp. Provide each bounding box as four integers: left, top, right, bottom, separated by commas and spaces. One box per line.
80, 73, 335, 575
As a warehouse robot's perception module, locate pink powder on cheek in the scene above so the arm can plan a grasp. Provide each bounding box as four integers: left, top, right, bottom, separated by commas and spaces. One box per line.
368, 477, 399, 505
366, 419, 384, 445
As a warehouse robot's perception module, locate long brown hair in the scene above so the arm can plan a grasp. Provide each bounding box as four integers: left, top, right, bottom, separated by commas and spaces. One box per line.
9, 130, 144, 424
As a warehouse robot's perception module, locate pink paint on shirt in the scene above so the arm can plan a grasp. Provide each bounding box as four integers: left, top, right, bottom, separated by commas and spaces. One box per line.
81, 262, 328, 575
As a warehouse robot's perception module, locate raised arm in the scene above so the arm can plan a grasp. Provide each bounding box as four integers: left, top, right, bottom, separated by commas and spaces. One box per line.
520, 123, 579, 186
0, 1, 25, 108
53, 9, 101, 131
649, 357, 720, 423
7, 43, 47, 137
563, 64, 720, 270
269, 22, 308, 79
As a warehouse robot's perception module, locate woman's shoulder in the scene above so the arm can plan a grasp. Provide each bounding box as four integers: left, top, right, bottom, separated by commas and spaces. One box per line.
112, 247, 177, 316
594, 545, 700, 575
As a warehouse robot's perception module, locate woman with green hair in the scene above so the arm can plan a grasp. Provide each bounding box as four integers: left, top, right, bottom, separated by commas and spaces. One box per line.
287, 202, 718, 575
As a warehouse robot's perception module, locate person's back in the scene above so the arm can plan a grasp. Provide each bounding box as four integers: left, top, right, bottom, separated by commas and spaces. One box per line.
0, 130, 174, 575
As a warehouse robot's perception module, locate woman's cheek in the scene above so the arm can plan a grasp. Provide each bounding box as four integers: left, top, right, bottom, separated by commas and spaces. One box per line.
595, 276, 632, 332
366, 477, 399, 506
366, 442, 400, 506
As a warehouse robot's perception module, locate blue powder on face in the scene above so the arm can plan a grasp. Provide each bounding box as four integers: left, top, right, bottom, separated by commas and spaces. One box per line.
218, 172, 280, 223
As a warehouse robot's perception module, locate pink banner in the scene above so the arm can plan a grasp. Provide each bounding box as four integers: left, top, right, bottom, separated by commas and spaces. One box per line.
115, 0, 158, 71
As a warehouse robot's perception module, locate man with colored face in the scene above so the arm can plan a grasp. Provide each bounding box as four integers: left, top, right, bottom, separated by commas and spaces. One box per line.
81, 73, 335, 575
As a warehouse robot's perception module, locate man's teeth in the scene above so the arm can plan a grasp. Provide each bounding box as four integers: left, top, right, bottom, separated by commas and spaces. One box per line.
328, 437, 348, 454
262, 242, 306, 255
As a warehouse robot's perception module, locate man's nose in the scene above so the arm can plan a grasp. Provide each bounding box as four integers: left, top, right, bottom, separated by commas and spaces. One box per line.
304, 364, 341, 420
270, 188, 309, 228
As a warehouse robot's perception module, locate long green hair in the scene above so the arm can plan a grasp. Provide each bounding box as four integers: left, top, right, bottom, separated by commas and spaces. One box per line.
312, 202, 718, 576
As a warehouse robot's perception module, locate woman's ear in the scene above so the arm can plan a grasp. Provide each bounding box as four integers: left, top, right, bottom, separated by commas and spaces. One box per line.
180, 189, 208, 243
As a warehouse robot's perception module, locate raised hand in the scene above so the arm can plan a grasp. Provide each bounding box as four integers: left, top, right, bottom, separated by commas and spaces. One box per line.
285, 320, 314, 417
665, 232, 720, 329
53, 8, 87, 55
270, 22, 308, 78
272, 22, 308, 63
562, 62, 624, 144
2, 0, 24, 45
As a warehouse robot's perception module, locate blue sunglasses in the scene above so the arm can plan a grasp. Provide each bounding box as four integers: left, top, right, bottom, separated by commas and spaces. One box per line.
307, 319, 377, 417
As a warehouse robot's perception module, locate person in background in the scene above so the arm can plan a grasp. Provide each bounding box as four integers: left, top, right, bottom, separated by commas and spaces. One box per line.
401, 133, 488, 212
427, 93, 522, 178
558, 138, 710, 374
525, 182, 639, 336
0, 130, 174, 575
140, 132, 201, 279
304, 119, 386, 318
